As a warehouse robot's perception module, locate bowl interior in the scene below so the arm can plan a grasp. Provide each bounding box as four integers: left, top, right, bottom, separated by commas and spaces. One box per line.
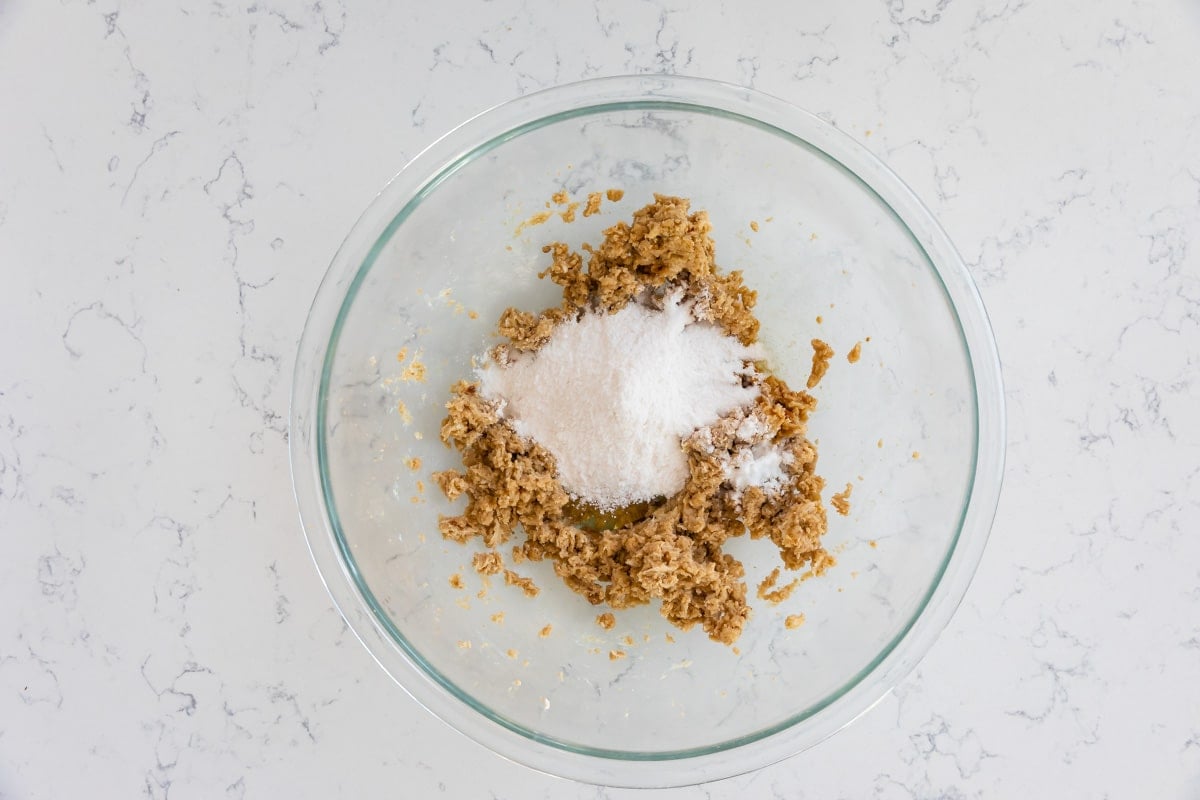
318, 105, 975, 756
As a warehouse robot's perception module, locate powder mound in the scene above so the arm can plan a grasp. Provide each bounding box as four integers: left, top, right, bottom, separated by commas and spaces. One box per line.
434, 194, 830, 645
479, 291, 761, 509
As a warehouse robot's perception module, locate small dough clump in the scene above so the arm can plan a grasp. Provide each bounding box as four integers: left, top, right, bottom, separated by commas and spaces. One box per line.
807, 339, 834, 389
832, 483, 853, 516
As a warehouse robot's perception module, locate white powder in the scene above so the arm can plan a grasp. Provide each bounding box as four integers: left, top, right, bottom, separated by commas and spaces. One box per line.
478, 292, 761, 509
734, 413, 766, 442
723, 441, 794, 495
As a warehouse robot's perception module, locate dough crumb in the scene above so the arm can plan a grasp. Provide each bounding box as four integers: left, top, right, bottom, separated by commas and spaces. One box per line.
847, 341, 863, 363
396, 347, 408, 363
665, 633, 675, 643
815, 315, 823, 324
605, 188, 624, 201
596, 612, 616, 631
400, 355, 426, 383
807, 339, 834, 388
749, 220, 759, 232
761, 577, 800, 605
621, 634, 635, 646
405, 457, 422, 471
756, 567, 781, 598
433, 470, 468, 501
609, 650, 626, 661
560, 202, 579, 223
551, 190, 570, 205
472, 551, 503, 575
515, 210, 553, 234
800, 551, 837, 581
506, 648, 518, 659
491, 612, 505, 624
448, 573, 464, 589
757, 567, 799, 604
785, 614, 806, 630
869, 540, 878, 549
539, 624, 553, 638
583, 192, 603, 217
458, 639, 472, 649
504, 569, 540, 597
832, 483, 853, 516
912, 451, 921, 460
396, 401, 412, 425
877, 439, 883, 448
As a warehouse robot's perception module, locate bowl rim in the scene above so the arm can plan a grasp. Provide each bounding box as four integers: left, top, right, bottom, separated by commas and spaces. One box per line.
289, 74, 1005, 787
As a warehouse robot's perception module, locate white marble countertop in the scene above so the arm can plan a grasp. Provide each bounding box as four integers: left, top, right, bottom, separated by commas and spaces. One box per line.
3, 0, 1199, 796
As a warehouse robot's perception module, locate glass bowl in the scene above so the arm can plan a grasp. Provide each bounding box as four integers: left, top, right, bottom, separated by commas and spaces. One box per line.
289, 75, 1004, 787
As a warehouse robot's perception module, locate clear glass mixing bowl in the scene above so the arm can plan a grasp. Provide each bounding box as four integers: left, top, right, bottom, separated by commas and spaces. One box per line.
290, 75, 1004, 787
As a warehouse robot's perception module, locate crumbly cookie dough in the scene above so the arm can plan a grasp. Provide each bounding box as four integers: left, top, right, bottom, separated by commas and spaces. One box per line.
831, 482, 853, 516
503, 569, 540, 597
434, 195, 831, 645
756, 566, 800, 605
471, 551, 503, 575
807, 339, 834, 389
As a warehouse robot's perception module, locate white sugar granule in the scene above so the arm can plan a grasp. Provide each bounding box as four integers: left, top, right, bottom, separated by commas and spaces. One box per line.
479, 292, 761, 509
